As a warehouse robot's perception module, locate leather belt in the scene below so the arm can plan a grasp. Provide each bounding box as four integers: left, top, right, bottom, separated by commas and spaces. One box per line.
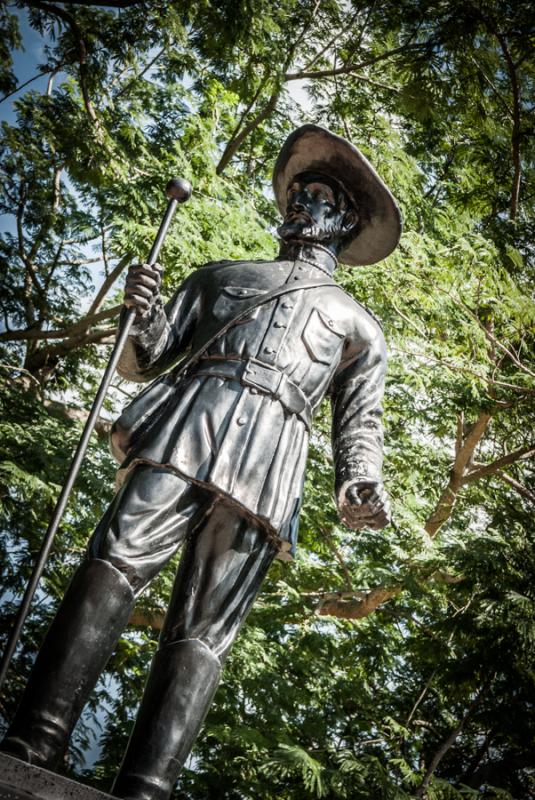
187, 358, 312, 429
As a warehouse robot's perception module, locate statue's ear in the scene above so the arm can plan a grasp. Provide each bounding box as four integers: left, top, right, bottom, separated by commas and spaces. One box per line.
342, 208, 360, 236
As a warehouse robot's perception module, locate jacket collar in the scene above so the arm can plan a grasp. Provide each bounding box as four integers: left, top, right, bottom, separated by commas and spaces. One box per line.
277, 240, 338, 277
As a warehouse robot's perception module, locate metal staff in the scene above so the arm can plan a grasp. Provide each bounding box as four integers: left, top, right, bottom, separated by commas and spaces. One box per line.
0, 177, 193, 691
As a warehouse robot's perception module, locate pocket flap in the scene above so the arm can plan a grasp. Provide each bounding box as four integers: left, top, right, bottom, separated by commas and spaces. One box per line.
213, 286, 269, 322
222, 286, 268, 298
302, 307, 345, 365
314, 308, 344, 337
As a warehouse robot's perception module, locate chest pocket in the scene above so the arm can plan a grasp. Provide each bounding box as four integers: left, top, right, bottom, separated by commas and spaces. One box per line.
212, 286, 268, 324
302, 307, 345, 365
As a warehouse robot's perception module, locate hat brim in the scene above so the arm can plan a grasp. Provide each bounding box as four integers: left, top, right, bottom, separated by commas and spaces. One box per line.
273, 124, 402, 266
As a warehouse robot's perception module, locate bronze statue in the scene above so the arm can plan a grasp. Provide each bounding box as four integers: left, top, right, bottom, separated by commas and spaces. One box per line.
1, 125, 401, 800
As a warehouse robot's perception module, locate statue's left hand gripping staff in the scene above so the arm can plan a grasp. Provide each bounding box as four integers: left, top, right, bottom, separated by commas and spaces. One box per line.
0, 177, 193, 691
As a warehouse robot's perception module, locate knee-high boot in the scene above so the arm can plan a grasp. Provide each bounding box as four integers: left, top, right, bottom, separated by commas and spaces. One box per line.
1, 558, 135, 769
111, 638, 221, 800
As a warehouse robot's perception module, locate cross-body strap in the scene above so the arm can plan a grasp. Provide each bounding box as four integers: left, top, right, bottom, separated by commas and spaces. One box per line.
111, 278, 341, 463
171, 277, 338, 379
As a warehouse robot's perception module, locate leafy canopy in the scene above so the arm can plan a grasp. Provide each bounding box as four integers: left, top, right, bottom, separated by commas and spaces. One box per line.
0, 1, 534, 797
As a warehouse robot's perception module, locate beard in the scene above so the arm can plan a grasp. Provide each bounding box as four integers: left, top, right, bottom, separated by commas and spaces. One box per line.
277, 216, 343, 244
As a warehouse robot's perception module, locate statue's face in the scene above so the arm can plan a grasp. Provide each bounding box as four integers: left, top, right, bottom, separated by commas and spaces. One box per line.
277, 171, 359, 248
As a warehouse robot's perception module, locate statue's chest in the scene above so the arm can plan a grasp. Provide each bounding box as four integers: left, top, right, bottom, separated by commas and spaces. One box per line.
213, 261, 288, 291
206, 261, 288, 323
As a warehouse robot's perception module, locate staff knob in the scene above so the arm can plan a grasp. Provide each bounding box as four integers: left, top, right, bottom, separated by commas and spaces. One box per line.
166, 177, 193, 203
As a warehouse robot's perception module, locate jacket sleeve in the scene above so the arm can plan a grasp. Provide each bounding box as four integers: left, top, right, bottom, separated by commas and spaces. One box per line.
330, 315, 387, 509
116, 272, 201, 382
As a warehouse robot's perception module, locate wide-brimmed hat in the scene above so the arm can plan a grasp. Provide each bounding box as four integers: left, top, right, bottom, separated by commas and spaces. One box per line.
273, 124, 402, 266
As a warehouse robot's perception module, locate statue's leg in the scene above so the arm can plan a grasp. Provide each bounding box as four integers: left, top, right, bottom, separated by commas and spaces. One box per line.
1, 558, 135, 769
111, 502, 277, 800
1, 465, 208, 770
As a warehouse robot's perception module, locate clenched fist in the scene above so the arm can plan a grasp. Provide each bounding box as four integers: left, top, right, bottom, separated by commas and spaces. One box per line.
123, 262, 162, 317
340, 481, 391, 531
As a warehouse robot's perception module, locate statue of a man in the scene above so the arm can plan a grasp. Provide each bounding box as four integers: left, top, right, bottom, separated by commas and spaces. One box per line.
2, 125, 401, 800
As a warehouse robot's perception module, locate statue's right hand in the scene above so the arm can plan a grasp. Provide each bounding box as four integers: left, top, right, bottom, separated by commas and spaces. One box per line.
123, 262, 162, 317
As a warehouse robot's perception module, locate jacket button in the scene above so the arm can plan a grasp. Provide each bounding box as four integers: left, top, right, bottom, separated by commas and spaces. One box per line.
282, 302, 294, 309
274, 322, 286, 328
237, 417, 247, 425
264, 347, 275, 354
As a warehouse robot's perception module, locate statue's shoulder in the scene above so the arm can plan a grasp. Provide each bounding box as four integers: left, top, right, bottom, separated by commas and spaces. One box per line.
198, 258, 272, 272
197, 259, 234, 271
335, 286, 384, 332
196, 258, 279, 288
188, 259, 246, 287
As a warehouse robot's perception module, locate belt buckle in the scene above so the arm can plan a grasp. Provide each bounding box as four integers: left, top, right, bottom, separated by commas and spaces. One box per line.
243, 360, 280, 396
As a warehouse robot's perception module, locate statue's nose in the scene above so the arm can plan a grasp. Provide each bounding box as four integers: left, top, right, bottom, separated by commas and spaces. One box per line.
290, 188, 311, 210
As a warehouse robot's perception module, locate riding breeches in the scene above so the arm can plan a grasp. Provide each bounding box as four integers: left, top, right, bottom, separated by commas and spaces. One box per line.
88, 463, 277, 661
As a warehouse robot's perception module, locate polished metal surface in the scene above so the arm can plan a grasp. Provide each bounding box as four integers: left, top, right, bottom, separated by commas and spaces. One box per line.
1, 128, 398, 800
111, 640, 221, 800
113, 239, 387, 538
2, 561, 135, 770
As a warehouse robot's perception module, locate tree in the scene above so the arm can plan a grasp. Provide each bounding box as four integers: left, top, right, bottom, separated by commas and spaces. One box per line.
0, 1, 534, 797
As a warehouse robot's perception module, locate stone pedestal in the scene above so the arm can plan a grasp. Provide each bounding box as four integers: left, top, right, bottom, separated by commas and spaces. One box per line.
0, 753, 114, 800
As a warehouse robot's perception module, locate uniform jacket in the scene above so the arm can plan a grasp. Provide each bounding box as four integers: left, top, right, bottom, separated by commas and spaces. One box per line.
112, 242, 387, 558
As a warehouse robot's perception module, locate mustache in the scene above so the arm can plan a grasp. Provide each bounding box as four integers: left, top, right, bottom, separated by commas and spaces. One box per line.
283, 208, 314, 225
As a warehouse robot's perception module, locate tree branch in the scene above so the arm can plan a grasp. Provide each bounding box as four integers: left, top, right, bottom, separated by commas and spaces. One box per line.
473, 7, 523, 221
128, 585, 403, 629
37, 0, 141, 5
495, 32, 522, 220
462, 445, 535, 484
406, 670, 438, 727
215, 75, 269, 175
0, 68, 55, 104
297, 7, 361, 76
391, 346, 535, 396
216, 1, 322, 175
113, 46, 166, 101
455, 412, 464, 456
24, 327, 117, 375
390, 299, 427, 336
462, 728, 495, 784
128, 609, 165, 630
23, 165, 65, 291
284, 40, 430, 81
0, 304, 121, 342
0, 363, 43, 390
26, 0, 103, 132
468, 53, 514, 119
16, 188, 42, 295
216, 89, 280, 175
415, 675, 494, 796
456, 297, 535, 378
425, 411, 492, 538
493, 472, 535, 504
86, 255, 131, 316
315, 586, 401, 619
43, 398, 111, 439
319, 527, 354, 591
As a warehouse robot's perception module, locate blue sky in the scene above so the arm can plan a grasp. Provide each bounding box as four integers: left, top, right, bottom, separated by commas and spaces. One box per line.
2, 7, 51, 126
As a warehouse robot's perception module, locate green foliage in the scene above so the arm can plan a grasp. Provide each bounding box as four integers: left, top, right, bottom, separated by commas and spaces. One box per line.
1, 1, 534, 797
